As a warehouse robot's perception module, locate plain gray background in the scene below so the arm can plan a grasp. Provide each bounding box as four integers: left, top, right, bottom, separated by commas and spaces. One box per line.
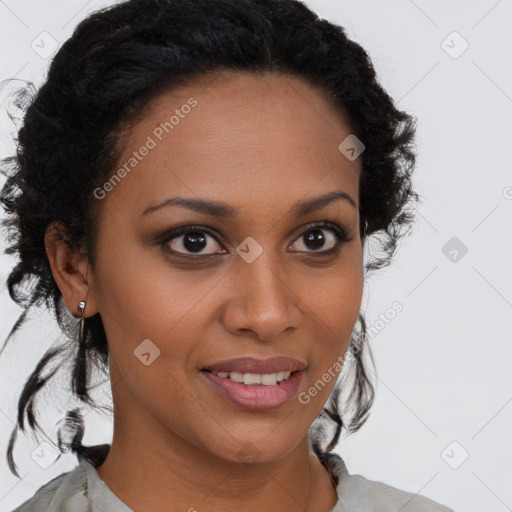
1, 1, 511, 511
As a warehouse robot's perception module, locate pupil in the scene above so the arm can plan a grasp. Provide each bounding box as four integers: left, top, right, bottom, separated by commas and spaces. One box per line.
305, 229, 325, 250
184, 232, 207, 252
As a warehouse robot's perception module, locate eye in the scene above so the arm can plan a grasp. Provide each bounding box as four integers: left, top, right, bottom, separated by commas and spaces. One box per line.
158, 220, 351, 259
289, 221, 350, 255
161, 225, 227, 257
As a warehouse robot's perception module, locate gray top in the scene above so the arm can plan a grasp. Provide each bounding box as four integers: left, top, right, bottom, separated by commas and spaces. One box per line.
11, 449, 454, 512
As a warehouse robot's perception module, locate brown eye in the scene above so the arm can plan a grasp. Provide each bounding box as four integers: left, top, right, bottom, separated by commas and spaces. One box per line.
289, 221, 350, 255
162, 227, 227, 257
157, 221, 350, 260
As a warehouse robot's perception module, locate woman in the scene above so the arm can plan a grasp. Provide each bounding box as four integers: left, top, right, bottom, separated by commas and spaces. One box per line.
1, 0, 454, 510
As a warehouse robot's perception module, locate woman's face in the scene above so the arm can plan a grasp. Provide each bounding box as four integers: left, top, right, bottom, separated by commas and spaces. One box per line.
87, 71, 363, 464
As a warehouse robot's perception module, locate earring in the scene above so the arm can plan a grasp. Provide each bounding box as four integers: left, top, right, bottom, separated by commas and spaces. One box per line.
78, 300, 86, 340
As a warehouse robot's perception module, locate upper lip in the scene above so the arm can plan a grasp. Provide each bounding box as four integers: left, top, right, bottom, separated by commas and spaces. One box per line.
202, 356, 307, 374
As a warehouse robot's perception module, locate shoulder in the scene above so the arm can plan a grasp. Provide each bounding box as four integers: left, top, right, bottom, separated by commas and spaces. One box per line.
337, 474, 455, 512
10, 461, 90, 512
323, 452, 455, 512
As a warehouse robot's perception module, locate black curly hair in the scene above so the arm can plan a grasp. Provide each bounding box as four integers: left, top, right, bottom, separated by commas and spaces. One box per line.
0, 0, 419, 478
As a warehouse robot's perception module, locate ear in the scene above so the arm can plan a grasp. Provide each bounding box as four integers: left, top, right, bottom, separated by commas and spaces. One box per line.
44, 221, 99, 319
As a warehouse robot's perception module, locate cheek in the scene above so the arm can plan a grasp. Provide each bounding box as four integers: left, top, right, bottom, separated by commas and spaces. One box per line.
304, 248, 364, 337
298, 248, 363, 401
91, 239, 210, 405
305, 274, 362, 377
91, 228, 217, 340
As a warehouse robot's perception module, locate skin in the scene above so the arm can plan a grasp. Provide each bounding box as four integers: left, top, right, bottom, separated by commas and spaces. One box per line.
45, 71, 364, 512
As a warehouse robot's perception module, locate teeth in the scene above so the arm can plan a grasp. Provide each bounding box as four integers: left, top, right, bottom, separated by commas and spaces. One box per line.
243, 373, 261, 385
229, 372, 243, 383
215, 371, 292, 385
261, 373, 277, 385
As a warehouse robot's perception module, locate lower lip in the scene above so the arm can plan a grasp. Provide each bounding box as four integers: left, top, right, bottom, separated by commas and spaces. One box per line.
201, 370, 304, 411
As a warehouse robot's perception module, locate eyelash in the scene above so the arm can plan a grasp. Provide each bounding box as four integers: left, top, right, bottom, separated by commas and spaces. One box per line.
157, 220, 352, 260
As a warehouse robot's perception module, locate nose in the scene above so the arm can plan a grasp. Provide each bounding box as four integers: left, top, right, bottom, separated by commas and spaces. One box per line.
220, 251, 299, 341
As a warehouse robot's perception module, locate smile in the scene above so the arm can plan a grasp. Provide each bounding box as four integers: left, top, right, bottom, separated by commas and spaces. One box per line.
201, 369, 304, 411
208, 370, 293, 386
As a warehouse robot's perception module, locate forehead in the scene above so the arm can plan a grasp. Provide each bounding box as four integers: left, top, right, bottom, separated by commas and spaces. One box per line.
99, 71, 361, 221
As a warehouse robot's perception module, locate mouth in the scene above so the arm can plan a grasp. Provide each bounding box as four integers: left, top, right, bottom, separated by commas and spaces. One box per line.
200, 368, 305, 411
201, 369, 295, 386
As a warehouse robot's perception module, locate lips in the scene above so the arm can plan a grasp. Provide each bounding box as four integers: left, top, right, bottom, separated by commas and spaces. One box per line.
201, 367, 305, 411
202, 356, 307, 374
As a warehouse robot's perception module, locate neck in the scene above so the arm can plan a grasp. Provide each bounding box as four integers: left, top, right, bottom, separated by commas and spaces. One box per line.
95, 417, 338, 512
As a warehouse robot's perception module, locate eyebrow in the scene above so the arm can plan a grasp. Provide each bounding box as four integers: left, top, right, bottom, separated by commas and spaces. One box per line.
142, 190, 357, 217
